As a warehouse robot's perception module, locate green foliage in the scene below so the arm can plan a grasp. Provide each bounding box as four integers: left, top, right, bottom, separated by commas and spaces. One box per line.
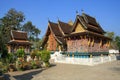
0, 61, 9, 73
31, 61, 37, 69
16, 49, 25, 58
40, 50, 50, 64
105, 31, 115, 49
105, 31, 115, 40
44, 62, 50, 67
1, 44, 8, 59
0, 62, 3, 75
6, 53, 15, 63
0, 8, 25, 43
30, 49, 39, 59
105, 31, 120, 49
1, 8, 25, 30
115, 36, 120, 50
22, 21, 41, 42
0, 62, 3, 69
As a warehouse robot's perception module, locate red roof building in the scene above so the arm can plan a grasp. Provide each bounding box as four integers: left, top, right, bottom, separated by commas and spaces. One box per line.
42, 13, 111, 55
7, 30, 32, 53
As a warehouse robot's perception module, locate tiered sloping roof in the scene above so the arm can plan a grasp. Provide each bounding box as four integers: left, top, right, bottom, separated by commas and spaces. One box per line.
8, 30, 31, 45
72, 13, 105, 34
42, 21, 72, 46
42, 13, 111, 47
69, 13, 111, 40
11, 30, 28, 40
58, 20, 73, 34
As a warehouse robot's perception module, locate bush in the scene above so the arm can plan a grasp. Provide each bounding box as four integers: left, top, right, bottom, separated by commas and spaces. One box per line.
16, 49, 25, 58
2, 65, 9, 73
0, 62, 3, 75
6, 53, 15, 63
30, 49, 38, 60
31, 60, 37, 69
40, 50, 50, 67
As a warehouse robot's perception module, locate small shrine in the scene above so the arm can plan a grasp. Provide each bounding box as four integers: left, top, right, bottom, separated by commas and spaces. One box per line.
7, 30, 32, 53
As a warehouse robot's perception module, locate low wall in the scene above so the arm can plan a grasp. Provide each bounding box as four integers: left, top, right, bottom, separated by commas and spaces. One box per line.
51, 54, 117, 66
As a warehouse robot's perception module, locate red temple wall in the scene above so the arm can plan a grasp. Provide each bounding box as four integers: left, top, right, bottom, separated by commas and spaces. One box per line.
47, 32, 57, 51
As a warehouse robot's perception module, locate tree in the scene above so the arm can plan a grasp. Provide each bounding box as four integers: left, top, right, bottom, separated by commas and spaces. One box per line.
105, 31, 116, 49
22, 21, 34, 37
105, 31, 115, 40
0, 8, 25, 43
22, 21, 41, 41
0, 25, 8, 59
115, 36, 120, 50
2, 8, 25, 30
34, 28, 41, 41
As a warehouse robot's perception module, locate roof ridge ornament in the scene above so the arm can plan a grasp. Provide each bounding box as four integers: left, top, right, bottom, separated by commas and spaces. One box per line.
57, 17, 60, 21
47, 17, 50, 22
81, 9, 84, 14
76, 10, 79, 15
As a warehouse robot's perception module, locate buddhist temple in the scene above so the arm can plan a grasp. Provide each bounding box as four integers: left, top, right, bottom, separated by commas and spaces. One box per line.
42, 13, 111, 56
7, 30, 32, 53
42, 20, 73, 51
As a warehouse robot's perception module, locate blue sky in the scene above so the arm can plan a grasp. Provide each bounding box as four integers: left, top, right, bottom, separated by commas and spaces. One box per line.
0, 0, 120, 38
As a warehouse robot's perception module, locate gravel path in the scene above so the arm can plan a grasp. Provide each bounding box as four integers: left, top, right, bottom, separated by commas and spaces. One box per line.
6, 60, 120, 80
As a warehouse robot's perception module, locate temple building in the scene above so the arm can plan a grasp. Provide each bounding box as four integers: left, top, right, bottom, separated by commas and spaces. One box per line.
42, 20, 73, 51
7, 30, 32, 53
42, 13, 111, 55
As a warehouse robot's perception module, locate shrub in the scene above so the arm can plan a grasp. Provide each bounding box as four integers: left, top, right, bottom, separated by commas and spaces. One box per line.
16, 58, 24, 71
30, 49, 38, 60
40, 50, 50, 67
1, 44, 8, 59
31, 60, 38, 69
2, 65, 9, 73
16, 49, 25, 58
6, 53, 15, 63
0, 62, 3, 75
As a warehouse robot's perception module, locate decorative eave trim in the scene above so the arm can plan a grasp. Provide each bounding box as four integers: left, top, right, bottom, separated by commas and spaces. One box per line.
48, 22, 63, 44
11, 30, 14, 40
72, 15, 87, 32
58, 20, 65, 36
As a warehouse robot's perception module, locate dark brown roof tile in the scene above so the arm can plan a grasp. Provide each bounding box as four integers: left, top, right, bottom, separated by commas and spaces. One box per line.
11, 30, 28, 40
58, 20, 73, 34
49, 21, 63, 37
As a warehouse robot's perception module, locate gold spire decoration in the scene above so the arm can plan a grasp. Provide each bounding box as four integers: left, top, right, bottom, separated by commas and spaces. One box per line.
91, 37, 94, 46
99, 39, 102, 47
88, 37, 91, 46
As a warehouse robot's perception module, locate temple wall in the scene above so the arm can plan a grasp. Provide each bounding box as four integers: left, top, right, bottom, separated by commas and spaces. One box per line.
88, 39, 100, 52
47, 32, 57, 51
67, 37, 109, 53
67, 38, 88, 52
88, 39, 109, 52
